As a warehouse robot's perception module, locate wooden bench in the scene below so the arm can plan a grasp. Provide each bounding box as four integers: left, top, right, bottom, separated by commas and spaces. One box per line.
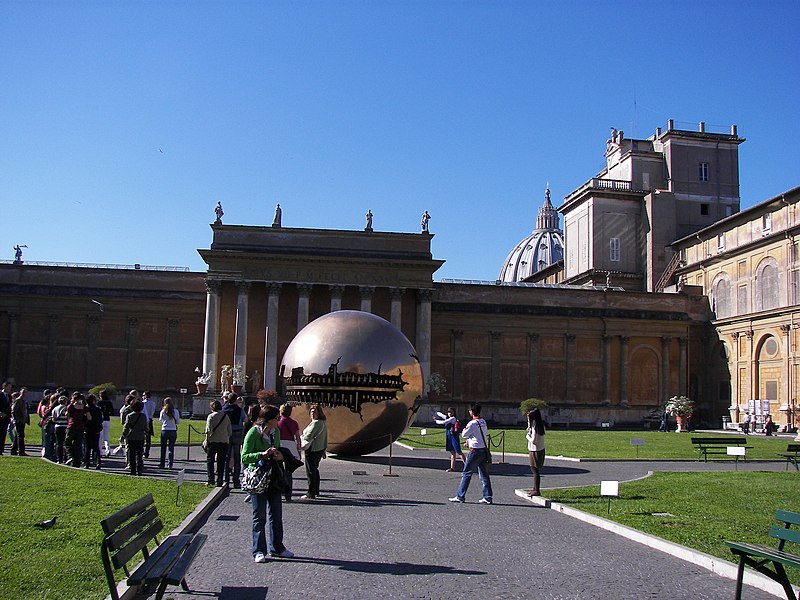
690, 436, 750, 462
726, 509, 800, 600
101, 493, 206, 600
779, 444, 800, 471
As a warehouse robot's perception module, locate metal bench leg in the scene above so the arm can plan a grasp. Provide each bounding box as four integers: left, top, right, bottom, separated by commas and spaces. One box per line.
772, 562, 796, 600
154, 580, 169, 600
180, 577, 190, 592
734, 557, 745, 600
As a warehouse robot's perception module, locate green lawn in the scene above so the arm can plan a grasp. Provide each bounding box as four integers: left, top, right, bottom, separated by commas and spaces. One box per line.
400, 426, 794, 460
545, 471, 800, 587
0, 458, 209, 600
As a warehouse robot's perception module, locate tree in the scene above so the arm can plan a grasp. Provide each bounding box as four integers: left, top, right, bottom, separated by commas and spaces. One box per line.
520, 397, 548, 416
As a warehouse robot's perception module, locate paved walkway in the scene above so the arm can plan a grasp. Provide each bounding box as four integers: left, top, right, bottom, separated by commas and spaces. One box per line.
145, 441, 789, 600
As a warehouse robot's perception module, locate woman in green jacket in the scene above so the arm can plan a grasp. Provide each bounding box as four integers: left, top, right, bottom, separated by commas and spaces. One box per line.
300, 404, 328, 500
241, 405, 294, 563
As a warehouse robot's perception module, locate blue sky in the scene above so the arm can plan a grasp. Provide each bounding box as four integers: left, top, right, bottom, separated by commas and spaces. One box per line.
2, 1, 798, 280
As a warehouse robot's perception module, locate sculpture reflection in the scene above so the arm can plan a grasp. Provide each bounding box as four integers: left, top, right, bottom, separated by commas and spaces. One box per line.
280, 311, 423, 456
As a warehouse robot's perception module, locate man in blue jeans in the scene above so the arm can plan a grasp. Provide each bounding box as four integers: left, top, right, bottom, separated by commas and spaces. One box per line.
449, 403, 493, 504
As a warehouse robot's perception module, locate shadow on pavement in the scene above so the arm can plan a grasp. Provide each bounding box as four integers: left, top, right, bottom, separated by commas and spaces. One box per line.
337, 454, 590, 476
287, 556, 486, 576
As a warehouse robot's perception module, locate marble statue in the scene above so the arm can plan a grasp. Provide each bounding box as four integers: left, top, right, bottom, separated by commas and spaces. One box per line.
421, 210, 431, 233
214, 201, 224, 224
272, 204, 282, 227
365, 210, 373, 231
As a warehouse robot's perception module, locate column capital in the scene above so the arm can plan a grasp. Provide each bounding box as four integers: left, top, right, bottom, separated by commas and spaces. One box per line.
359, 286, 375, 297
417, 288, 434, 302
678, 336, 688, 346
127, 317, 139, 328
88, 315, 100, 325
490, 331, 502, 341
745, 330, 755, 340
267, 282, 283, 295
205, 279, 222, 294
780, 324, 792, 336
528, 332, 540, 342
298, 283, 314, 295
8, 311, 17, 321
565, 333, 576, 342
329, 284, 345, 295
49, 313, 60, 324
602, 334, 612, 343
235, 280, 252, 293
168, 318, 180, 329
451, 329, 464, 338
731, 331, 740, 341
389, 287, 406, 300
661, 336, 672, 344
619, 335, 629, 343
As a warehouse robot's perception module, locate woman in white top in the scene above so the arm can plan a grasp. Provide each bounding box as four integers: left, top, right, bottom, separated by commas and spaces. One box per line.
525, 408, 546, 496
158, 397, 181, 469
434, 407, 466, 471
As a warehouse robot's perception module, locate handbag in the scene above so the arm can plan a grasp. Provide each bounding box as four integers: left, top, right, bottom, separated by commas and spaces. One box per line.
282, 451, 304, 474
240, 463, 271, 494
268, 459, 289, 493
478, 422, 493, 464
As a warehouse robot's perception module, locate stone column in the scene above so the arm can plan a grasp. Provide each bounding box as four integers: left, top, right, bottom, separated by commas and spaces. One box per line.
233, 280, 251, 374
390, 287, 405, 329
416, 289, 433, 393
601, 334, 612, 405
619, 335, 630, 407
125, 317, 139, 388
661, 336, 671, 404
297, 284, 312, 330
565, 334, 576, 403
730, 332, 741, 422
452, 330, 464, 399
528, 333, 540, 398
781, 324, 792, 426
747, 330, 755, 409
6, 312, 18, 381
329, 285, 345, 312
86, 315, 100, 386
167, 318, 179, 390
264, 283, 282, 391
360, 286, 375, 313
202, 280, 221, 391
46, 314, 59, 387
490, 331, 502, 399
678, 336, 688, 397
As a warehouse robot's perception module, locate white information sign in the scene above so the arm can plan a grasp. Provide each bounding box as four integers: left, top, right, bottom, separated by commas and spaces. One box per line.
420, 428, 427, 436
727, 446, 746, 456
600, 480, 619, 497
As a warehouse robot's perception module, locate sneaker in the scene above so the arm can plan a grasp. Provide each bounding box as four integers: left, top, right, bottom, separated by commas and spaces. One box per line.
478, 498, 493, 504
448, 496, 464, 503
271, 549, 295, 558
299, 494, 315, 500
244, 495, 252, 503
254, 552, 268, 563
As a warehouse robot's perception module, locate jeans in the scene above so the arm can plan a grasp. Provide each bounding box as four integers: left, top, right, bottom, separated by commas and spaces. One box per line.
0, 417, 9, 454
44, 425, 55, 461
55, 427, 67, 462
305, 449, 324, 498
455, 448, 493, 501
207, 442, 229, 485
10, 421, 26, 455
251, 490, 285, 556
160, 430, 177, 468
127, 440, 144, 475
84, 431, 102, 467
65, 427, 84, 466
226, 431, 243, 486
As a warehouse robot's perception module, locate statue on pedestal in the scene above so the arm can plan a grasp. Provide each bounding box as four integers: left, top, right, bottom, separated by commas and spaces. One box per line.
272, 204, 282, 227
220, 365, 232, 394
214, 201, 224, 224
421, 210, 431, 233
250, 370, 262, 394
365, 210, 373, 231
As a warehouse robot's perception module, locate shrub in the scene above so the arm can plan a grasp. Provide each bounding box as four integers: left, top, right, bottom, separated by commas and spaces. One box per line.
520, 397, 548, 416
87, 382, 119, 400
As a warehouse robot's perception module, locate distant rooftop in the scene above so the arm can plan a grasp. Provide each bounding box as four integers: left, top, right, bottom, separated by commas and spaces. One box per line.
0, 260, 190, 272
439, 278, 623, 291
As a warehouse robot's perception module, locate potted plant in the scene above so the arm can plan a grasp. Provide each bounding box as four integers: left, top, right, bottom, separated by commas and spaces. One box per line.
665, 395, 695, 432
231, 363, 248, 394
195, 368, 212, 395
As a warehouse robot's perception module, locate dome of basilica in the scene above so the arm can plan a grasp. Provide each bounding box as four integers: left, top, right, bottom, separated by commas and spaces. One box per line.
498, 186, 564, 283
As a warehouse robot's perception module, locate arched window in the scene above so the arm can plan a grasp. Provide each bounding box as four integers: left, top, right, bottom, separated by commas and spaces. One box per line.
712, 274, 733, 318
755, 258, 781, 311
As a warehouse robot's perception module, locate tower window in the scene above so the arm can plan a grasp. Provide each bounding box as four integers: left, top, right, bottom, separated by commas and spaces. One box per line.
701, 204, 710, 216
609, 237, 620, 262
762, 213, 771, 232
699, 162, 709, 181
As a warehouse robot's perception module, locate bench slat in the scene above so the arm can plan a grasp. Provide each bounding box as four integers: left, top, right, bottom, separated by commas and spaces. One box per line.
144, 535, 194, 585
775, 510, 800, 527
165, 534, 207, 586
101, 494, 155, 535
770, 525, 800, 547
111, 519, 164, 571
726, 541, 800, 570
127, 535, 186, 586
105, 505, 160, 552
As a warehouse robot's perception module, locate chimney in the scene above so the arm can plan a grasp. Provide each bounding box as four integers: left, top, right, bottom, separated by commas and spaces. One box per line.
668, 119, 674, 130
731, 124, 738, 136
699, 121, 705, 133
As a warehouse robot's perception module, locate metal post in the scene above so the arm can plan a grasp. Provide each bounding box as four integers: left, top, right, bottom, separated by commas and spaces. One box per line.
383, 434, 399, 477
